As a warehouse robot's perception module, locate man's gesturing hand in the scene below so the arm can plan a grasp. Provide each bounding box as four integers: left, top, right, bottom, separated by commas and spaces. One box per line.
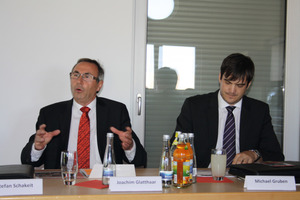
110, 126, 133, 150
34, 124, 60, 150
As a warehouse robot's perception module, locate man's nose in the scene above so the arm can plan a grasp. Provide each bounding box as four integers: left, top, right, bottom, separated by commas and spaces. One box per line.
76, 74, 84, 83
229, 85, 236, 93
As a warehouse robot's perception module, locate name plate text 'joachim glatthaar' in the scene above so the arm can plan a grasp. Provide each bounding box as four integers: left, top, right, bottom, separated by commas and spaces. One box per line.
109, 176, 162, 192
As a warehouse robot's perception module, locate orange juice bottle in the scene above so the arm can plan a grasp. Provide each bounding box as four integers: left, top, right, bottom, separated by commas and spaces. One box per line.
170, 131, 181, 167
173, 134, 190, 188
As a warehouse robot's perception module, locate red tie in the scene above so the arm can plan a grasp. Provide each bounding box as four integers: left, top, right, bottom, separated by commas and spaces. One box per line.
77, 106, 90, 169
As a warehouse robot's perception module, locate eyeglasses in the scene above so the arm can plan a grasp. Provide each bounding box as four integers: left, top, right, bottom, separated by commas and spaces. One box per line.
69, 72, 99, 82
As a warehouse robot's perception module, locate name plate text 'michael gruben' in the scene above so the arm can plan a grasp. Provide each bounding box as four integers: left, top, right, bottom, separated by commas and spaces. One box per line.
0, 179, 43, 196
109, 176, 162, 192
244, 175, 296, 191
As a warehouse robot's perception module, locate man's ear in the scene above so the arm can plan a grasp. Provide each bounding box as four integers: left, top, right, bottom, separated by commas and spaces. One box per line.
218, 73, 222, 83
97, 80, 103, 92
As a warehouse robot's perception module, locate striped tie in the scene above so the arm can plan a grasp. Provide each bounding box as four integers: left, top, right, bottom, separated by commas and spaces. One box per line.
223, 106, 236, 167
77, 107, 90, 169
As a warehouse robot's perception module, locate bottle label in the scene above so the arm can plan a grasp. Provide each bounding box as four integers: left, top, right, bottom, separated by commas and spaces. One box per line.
173, 161, 190, 184
172, 132, 179, 146
173, 161, 178, 183
103, 169, 114, 177
183, 161, 190, 184
189, 159, 193, 181
159, 171, 173, 181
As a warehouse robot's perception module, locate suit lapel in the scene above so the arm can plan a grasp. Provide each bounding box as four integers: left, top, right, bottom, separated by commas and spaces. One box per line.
60, 100, 73, 151
208, 91, 219, 149
239, 96, 251, 151
96, 97, 107, 162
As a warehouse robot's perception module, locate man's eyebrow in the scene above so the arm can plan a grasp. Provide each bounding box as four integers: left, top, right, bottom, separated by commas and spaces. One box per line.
72, 70, 91, 74
224, 78, 246, 85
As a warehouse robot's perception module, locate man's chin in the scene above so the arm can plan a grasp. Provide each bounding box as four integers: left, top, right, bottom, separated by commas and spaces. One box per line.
73, 96, 85, 103
225, 97, 238, 105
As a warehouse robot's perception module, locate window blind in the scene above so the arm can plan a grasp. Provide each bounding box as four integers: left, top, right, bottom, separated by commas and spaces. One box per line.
145, 0, 286, 167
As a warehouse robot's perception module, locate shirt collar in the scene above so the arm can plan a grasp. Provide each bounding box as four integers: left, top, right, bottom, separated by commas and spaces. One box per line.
218, 90, 242, 109
73, 98, 97, 111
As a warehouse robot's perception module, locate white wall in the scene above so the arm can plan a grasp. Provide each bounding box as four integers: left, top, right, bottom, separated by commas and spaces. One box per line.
0, 0, 139, 165
284, 0, 300, 161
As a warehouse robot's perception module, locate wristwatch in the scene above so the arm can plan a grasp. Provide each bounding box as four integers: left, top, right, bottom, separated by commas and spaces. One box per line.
249, 149, 261, 162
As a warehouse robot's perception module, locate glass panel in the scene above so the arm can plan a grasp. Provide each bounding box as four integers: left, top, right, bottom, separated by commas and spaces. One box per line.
145, 0, 286, 167
159, 45, 195, 90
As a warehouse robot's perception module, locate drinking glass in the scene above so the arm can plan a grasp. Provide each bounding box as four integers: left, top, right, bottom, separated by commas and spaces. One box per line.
211, 149, 226, 181
61, 150, 78, 185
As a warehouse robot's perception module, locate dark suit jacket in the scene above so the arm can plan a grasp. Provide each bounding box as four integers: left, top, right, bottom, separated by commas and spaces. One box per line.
172, 90, 284, 168
21, 97, 147, 169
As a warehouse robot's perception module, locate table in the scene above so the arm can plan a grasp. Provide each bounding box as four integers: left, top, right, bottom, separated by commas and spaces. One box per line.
0, 168, 299, 200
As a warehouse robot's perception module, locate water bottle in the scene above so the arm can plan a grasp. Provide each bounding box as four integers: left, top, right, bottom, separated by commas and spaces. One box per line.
102, 133, 116, 185
159, 135, 173, 188
188, 133, 197, 183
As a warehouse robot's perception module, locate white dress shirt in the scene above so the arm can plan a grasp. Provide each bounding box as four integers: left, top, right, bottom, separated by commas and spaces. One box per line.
208, 91, 242, 168
31, 98, 136, 167
68, 99, 101, 166
215, 91, 242, 153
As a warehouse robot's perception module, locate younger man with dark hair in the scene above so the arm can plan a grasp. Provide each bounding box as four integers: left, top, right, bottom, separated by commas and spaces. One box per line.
172, 53, 284, 168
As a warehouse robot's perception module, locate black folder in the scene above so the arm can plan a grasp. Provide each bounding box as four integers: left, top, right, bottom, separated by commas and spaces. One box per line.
0, 164, 34, 179
229, 161, 300, 183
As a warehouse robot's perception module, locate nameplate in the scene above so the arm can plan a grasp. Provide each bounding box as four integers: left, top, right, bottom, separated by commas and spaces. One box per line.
244, 175, 296, 190
0, 179, 43, 196
109, 176, 162, 192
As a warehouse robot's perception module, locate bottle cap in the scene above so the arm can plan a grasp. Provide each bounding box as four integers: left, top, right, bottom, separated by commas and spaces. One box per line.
178, 134, 185, 139
107, 132, 114, 137
188, 133, 194, 137
163, 134, 170, 140
175, 131, 182, 135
